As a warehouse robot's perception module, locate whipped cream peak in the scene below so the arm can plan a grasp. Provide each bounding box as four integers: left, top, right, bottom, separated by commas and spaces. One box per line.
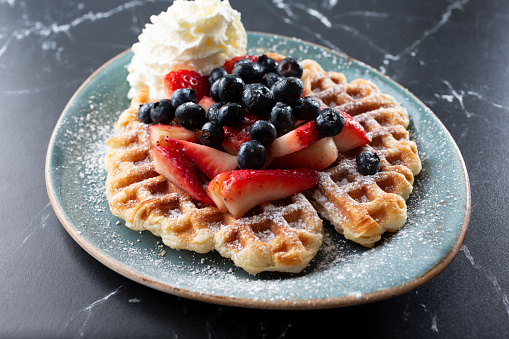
127, 0, 247, 100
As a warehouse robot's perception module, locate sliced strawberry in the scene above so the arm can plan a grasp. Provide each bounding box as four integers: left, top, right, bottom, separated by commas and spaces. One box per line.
221, 113, 260, 155
153, 145, 214, 206
198, 95, 215, 112
206, 169, 318, 218
270, 121, 321, 158
271, 137, 338, 170
222, 55, 259, 73
149, 124, 198, 147
333, 111, 369, 152
164, 70, 209, 101
164, 138, 238, 179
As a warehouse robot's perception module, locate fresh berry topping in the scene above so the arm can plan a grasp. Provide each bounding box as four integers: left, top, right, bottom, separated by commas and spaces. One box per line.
171, 88, 197, 109
315, 108, 345, 137
217, 75, 244, 103
149, 124, 198, 147
242, 83, 275, 116
165, 138, 237, 179
249, 120, 277, 146
271, 77, 304, 104
164, 69, 208, 101
231, 62, 262, 84
256, 54, 278, 75
210, 80, 222, 102
197, 95, 215, 112
222, 55, 259, 73
276, 57, 304, 78
206, 101, 225, 121
208, 67, 228, 87
153, 145, 213, 205
270, 120, 320, 157
217, 102, 244, 127
237, 140, 267, 170
196, 121, 224, 148
150, 99, 175, 125
356, 151, 381, 175
138, 102, 154, 124
271, 137, 338, 170
221, 114, 259, 155
292, 96, 320, 120
175, 102, 207, 130
332, 111, 369, 152
261, 72, 282, 89
206, 168, 318, 218
270, 102, 295, 135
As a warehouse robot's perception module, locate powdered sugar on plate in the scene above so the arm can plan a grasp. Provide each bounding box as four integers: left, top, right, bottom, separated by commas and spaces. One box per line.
46, 34, 469, 307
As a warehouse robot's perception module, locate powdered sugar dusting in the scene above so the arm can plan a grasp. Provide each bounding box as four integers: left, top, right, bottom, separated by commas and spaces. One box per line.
46, 34, 469, 306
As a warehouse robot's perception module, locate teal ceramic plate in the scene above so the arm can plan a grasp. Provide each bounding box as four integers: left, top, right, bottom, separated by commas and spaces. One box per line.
46, 32, 470, 309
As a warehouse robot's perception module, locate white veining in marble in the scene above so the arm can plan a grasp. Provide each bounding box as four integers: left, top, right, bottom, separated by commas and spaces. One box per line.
268, 0, 470, 70
0, 1, 161, 61
382, 0, 470, 64
461, 246, 509, 319
0, 202, 53, 271
58, 285, 123, 338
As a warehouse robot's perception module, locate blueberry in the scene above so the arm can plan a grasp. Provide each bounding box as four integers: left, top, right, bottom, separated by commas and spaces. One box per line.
237, 140, 267, 170
206, 102, 225, 121
234, 57, 254, 67
276, 57, 303, 78
137, 102, 154, 124
249, 120, 277, 146
217, 75, 244, 103
256, 54, 278, 75
242, 83, 275, 116
217, 102, 244, 127
150, 99, 175, 124
171, 88, 196, 109
271, 77, 303, 104
315, 108, 345, 136
210, 80, 222, 102
261, 72, 282, 89
196, 121, 224, 148
208, 67, 227, 87
356, 151, 381, 175
175, 102, 207, 130
292, 96, 320, 120
270, 102, 295, 135
231, 62, 262, 84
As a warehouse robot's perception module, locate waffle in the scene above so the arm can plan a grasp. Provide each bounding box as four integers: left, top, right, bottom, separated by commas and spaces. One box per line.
302, 60, 422, 247
105, 87, 323, 274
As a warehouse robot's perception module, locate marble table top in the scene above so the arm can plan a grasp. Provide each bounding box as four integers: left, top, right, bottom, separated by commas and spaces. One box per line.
1, 0, 508, 337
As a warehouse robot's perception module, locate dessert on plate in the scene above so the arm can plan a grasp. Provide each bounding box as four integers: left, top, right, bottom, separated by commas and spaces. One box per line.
104, 0, 421, 274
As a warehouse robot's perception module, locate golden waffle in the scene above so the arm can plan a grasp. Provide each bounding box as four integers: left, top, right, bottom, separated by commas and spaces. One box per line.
303, 60, 421, 247
104, 87, 323, 274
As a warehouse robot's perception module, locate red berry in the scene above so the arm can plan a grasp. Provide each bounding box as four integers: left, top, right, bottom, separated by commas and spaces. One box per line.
222, 55, 259, 74
164, 70, 209, 101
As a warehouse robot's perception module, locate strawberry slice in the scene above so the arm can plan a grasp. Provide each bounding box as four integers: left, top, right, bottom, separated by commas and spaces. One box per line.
164, 70, 209, 101
271, 137, 338, 170
149, 124, 198, 147
198, 95, 215, 112
221, 113, 260, 155
270, 121, 321, 158
222, 55, 259, 73
333, 111, 369, 152
206, 169, 318, 218
164, 138, 238, 179
153, 145, 214, 206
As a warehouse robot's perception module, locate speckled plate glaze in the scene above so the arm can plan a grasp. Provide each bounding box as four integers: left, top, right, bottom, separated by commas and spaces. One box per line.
46, 32, 470, 309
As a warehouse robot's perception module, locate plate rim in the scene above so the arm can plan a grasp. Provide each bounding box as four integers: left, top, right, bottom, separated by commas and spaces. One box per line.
45, 31, 471, 309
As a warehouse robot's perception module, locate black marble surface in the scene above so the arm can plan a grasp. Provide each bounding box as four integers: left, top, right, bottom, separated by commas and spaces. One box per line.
1, 0, 508, 337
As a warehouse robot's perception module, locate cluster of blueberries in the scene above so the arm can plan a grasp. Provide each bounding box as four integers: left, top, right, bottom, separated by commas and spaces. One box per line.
138, 54, 347, 170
